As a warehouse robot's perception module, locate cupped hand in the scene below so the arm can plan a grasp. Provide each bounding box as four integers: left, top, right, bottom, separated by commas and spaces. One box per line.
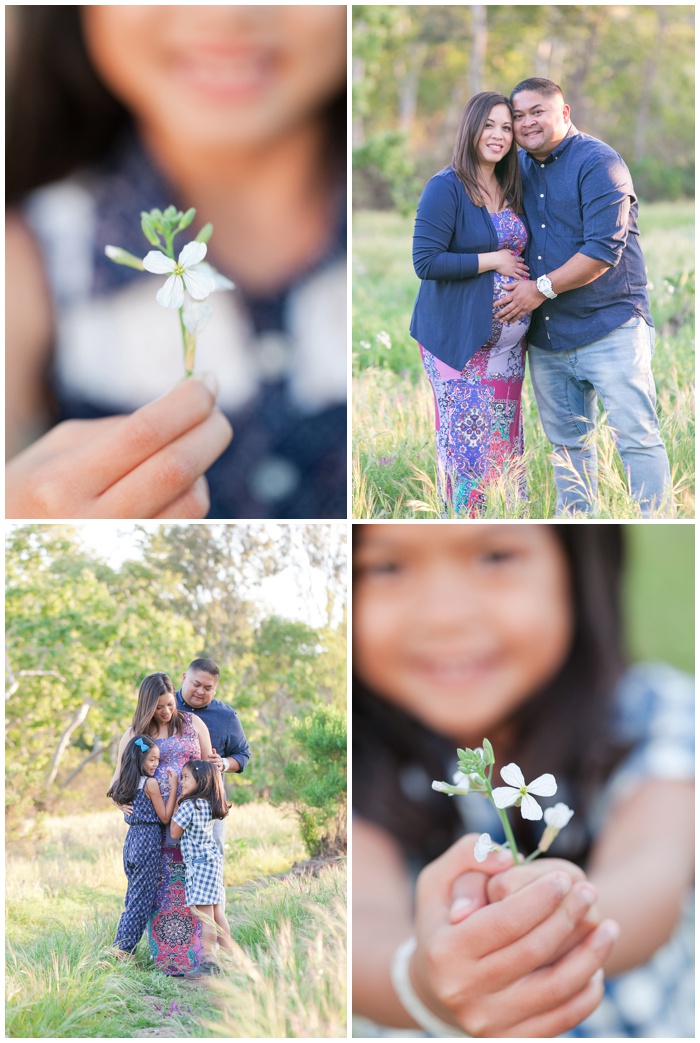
6, 375, 233, 519
493, 249, 529, 280
408, 834, 619, 1037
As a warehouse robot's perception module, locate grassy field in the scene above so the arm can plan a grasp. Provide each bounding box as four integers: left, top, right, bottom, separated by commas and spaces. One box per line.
6, 804, 346, 1038
352, 201, 695, 518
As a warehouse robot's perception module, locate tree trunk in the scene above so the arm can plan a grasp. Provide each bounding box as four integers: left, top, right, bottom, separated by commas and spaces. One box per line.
470, 6, 487, 96
634, 8, 666, 161
58, 741, 113, 789
44, 700, 92, 787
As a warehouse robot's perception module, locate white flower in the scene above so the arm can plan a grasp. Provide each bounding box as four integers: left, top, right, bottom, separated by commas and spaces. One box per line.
376, 330, 392, 349
182, 299, 214, 335
543, 802, 574, 830
491, 762, 557, 821
538, 802, 574, 852
195, 261, 235, 292
142, 240, 216, 308
474, 832, 498, 862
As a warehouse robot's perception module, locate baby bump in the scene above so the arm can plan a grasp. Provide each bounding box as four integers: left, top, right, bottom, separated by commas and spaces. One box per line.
493, 272, 531, 344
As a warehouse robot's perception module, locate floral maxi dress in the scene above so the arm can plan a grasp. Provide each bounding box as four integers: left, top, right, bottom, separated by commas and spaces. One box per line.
420, 207, 531, 517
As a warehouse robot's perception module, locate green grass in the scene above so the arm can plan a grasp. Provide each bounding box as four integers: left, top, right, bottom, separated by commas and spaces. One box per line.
353, 202, 695, 518
6, 804, 346, 1038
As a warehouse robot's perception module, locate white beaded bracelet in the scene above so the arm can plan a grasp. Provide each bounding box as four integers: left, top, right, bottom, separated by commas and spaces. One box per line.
390, 937, 471, 1038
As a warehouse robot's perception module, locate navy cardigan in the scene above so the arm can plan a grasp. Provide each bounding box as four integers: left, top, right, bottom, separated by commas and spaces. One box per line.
409, 167, 504, 370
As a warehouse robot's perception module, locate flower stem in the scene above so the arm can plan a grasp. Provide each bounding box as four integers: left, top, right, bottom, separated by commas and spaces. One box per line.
484, 778, 520, 865
523, 849, 543, 863
178, 308, 195, 377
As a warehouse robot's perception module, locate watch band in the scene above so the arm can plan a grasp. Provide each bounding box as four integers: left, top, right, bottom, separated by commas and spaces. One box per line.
390, 937, 471, 1038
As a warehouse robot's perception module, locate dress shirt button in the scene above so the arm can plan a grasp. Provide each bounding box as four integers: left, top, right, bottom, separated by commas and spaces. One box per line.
540, 163, 545, 168
540, 193, 544, 198
541, 223, 545, 228
537, 255, 542, 260
545, 316, 550, 321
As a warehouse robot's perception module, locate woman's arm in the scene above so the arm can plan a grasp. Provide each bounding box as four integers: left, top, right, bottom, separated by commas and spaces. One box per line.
145, 769, 179, 823
190, 714, 213, 759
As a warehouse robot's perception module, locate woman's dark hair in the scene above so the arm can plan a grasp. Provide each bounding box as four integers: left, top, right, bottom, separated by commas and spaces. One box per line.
132, 673, 185, 739
6, 8, 346, 205
452, 91, 523, 214
178, 760, 230, 821
353, 525, 628, 868
107, 733, 157, 806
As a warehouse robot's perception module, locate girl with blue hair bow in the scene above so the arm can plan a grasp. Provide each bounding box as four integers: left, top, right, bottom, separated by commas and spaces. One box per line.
107, 734, 178, 956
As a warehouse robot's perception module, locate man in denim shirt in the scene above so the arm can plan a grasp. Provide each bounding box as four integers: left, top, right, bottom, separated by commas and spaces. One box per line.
495, 78, 671, 516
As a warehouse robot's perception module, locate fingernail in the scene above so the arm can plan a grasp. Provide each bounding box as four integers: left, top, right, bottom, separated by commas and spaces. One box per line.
496, 848, 514, 864
597, 920, 620, 944
195, 371, 219, 398
576, 884, 597, 907
590, 968, 605, 987
552, 872, 573, 896
449, 897, 475, 924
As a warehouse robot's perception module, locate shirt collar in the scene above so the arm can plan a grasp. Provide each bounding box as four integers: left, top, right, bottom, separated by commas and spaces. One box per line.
524, 123, 579, 166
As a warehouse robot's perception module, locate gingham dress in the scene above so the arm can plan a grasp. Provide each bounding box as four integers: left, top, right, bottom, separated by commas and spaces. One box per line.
171, 798, 225, 906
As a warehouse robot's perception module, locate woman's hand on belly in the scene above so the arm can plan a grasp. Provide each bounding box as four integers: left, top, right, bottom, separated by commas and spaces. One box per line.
5, 376, 232, 519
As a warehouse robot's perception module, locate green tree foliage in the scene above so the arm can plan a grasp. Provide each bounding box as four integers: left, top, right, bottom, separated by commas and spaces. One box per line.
5, 525, 347, 835
354, 5, 694, 205
281, 705, 347, 858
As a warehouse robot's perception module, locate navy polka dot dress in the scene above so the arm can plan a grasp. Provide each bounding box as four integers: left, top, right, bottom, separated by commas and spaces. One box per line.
114, 777, 164, 953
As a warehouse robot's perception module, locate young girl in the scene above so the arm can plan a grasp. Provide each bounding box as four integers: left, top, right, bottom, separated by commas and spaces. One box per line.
353, 524, 694, 1038
6, 6, 346, 520
170, 760, 235, 977
107, 734, 178, 956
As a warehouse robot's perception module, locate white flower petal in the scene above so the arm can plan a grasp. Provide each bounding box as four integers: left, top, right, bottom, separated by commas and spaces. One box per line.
474, 833, 493, 862
544, 803, 574, 829
500, 762, 525, 788
196, 261, 235, 291
183, 267, 216, 301
492, 786, 520, 809
178, 240, 207, 267
452, 771, 472, 787
527, 773, 557, 797
143, 250, 176, 274
520, 793, 544, 820
156, 274, 184, 308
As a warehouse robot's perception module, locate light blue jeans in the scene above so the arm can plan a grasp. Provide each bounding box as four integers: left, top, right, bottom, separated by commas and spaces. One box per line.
528, 317, 671, 515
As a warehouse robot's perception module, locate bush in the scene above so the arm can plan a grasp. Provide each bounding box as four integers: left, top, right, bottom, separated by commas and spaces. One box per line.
629, 158, 694, 202
353, 131, 420, 215
282, 705, 347, 858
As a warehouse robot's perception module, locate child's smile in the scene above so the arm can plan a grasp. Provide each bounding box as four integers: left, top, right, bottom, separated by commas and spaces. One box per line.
180, 769, 196, 797
143, 747, 160, 776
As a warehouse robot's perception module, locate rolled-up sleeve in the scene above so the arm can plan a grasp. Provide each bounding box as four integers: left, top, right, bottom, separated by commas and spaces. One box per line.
223, 710, 251, 772
412, 175, 479, 281
578, 153, 633, 267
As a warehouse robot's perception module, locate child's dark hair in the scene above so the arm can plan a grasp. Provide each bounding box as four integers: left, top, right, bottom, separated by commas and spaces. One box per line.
353, 525, 629, 869
178, 761, 230, 820
107, 734, 157, 806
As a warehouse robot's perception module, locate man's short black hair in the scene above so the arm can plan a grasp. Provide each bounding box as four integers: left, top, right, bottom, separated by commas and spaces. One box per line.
511, 77, 564, 102
188, 658, 220, 678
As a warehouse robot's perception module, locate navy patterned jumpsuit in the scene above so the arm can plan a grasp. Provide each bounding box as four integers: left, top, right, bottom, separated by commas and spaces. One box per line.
114, 777, 164, 952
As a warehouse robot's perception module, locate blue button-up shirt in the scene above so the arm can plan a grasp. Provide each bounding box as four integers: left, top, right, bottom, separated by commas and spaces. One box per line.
176, 689, 251, 771
521, 125, 653, 352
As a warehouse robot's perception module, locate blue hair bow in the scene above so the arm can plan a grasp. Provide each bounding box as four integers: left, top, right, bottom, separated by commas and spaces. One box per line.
135, 738, 149, 752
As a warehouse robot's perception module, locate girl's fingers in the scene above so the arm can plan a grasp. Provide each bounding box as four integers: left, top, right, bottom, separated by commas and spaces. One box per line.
455, 870, 574, 961
501, 968, 606, 1038
155, 475, 211, 518
506, 919, 619, 1025
98, 409, 232, 517
75, 376, 221, 496
416, 834, 512, 933
484, 881, 599, 986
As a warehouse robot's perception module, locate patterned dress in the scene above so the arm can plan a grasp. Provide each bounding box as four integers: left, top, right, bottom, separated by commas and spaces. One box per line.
172, 798, 225, 906
421, 207, 530, 517
147, 713, 203, 974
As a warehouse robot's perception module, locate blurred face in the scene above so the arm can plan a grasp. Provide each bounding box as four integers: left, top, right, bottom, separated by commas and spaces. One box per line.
511, 90, 570, 159
142, 745, 160, 776
180, 767, 197, 796
476, 103, 513, 167
181, 669, 218, 708
153, 692, 176, 725
81, 6, 346, 150
353, 525, 574, 743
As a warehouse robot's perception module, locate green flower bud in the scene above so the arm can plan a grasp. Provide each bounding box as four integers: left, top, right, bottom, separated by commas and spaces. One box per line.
177, 207, 197, 232
104, 245, 145, 270
140, 215, 162, 247
195, 222, 214, 244
482, 738, 495, 766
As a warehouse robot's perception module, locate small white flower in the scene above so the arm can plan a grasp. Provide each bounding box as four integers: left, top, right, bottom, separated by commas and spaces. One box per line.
376, 330, 392, 349
543, 802, 574, 830
142, 240, 216, 308
182, 299, 214, 335
492, 762, 557, 821
474, 832, 497, 862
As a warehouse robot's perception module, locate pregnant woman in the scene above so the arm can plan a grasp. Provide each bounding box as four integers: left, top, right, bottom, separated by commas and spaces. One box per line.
111, 672, 213, 974
410, 91, 531, 516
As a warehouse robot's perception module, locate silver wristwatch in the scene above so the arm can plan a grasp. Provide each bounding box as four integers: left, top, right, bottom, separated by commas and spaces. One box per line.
536, 274, 557, 299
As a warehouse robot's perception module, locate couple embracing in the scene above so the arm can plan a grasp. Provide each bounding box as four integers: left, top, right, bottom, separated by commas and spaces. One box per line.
107, 660, 250, 977
411, 77, 671, 518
